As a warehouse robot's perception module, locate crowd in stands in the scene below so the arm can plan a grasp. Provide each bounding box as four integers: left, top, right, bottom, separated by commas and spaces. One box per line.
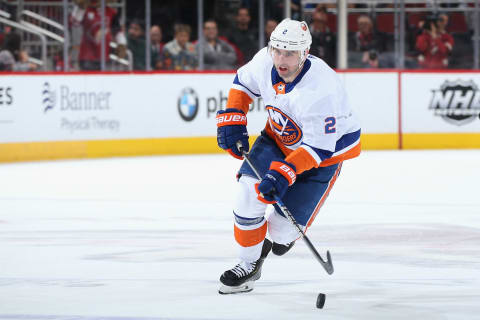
0, 27, 38, 71
0, 0, 476, 72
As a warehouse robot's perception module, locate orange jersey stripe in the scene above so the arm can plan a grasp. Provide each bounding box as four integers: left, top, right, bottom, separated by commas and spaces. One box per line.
306, 163, 342, 230
320, 142, 361, 167
226, 88, 253, 114
234, 221, 268, 247
285, 147, 318, 175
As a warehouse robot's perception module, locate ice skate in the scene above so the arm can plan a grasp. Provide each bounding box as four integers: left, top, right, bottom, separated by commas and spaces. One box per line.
272, 241, 295, 256
218, 239, 272, 294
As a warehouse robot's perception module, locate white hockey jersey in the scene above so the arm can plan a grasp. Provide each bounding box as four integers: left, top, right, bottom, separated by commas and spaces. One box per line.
226, 47, 361, 174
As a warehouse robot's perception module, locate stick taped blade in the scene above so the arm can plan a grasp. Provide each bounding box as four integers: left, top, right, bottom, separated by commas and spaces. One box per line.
325, 251, 334, 274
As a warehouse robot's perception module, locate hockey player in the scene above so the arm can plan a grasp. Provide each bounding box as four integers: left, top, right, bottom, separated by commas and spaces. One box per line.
216, 18, 361, 294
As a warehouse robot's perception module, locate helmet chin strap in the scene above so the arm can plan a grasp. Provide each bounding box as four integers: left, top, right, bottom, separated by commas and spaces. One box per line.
298, 49, 309, 68
296, 49, 309, 73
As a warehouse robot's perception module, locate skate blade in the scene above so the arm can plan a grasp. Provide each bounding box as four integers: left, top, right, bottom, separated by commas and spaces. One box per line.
218, 281, 255, 295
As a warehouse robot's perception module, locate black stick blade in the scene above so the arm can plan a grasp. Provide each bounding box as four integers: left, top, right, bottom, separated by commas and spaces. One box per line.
324, 251, 334, 275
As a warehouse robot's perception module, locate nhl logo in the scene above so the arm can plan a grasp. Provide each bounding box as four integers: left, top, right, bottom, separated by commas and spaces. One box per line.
429, 80, 480, 126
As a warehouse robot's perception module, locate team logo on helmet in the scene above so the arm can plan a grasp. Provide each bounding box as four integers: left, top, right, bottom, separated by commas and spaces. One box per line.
266, 105, 302, 146
301, 22, 307, 31
282, 29, 288, 35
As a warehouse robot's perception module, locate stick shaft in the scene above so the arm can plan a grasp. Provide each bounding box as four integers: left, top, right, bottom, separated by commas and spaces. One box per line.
240, 148, 334, 275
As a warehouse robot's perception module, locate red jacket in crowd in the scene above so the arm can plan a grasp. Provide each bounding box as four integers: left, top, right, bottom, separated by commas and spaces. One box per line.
415, 31, 454, 69
76, 6, 117, 62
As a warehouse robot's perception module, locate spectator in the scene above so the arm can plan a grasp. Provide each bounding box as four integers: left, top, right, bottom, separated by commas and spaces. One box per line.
0, 31, 18, 71
163, 24, 197, 70
349, 14, 387, 67
266, 0, 301, 21
196, 20, 237, 70
0, 25, 12, 49
264, 19, 278, 46
309, 7, 336, 68
225, 7, 258, 66
0, 32, 37, 71
127, 19, 146, 70
415, 14, 454, 69
437, 13, 455, 43
361, 49, 395, 69
71, 0, 124, 71
150, 25, 164, 70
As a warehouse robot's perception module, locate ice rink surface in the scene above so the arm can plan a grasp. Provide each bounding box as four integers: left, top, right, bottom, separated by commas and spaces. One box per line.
0, 150, 479, 320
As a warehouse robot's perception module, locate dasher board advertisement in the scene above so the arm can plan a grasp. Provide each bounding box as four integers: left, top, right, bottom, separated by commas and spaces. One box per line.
402, 73, 480, 133
0, 73, 268, 143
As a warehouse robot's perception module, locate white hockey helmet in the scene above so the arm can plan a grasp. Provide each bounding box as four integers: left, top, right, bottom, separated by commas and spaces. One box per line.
269, 18, 312, 68
269, 18, 312, 52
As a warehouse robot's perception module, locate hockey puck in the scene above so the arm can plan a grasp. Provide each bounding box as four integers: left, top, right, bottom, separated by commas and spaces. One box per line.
316, 293, 326, 309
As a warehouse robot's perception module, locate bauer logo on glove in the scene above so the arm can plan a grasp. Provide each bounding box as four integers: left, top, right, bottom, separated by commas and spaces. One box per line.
216, 108, 249, 160
216, 113, 247, 126
256, 160, 297, 204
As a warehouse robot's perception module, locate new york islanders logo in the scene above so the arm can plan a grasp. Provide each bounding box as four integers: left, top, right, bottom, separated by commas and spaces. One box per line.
266, 106, 302, 146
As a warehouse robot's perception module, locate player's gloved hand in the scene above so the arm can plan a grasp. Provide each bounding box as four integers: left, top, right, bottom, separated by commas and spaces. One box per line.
255, 160, 296, 204
216, 108, 249, 160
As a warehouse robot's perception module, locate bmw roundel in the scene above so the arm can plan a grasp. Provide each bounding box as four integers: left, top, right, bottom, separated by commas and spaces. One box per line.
177, 87, 199, 121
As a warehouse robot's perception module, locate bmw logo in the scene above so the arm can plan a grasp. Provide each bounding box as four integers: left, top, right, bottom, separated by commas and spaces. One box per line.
177, 87, 199, 121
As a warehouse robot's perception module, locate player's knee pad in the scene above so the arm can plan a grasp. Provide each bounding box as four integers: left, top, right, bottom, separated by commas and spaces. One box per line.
234, 175, 268, 220
267, 208, 301, 245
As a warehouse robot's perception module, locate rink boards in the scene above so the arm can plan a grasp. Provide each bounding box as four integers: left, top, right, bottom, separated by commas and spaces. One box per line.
1, 70, 480, 162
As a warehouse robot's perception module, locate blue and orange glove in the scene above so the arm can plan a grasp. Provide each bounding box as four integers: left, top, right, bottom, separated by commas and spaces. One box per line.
256, 160, 297, 204
216, 108, 249, 160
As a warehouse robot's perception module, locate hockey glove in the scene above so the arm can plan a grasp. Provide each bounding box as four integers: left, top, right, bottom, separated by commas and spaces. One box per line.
216, 108, 249, 160
256, 160, 296, 204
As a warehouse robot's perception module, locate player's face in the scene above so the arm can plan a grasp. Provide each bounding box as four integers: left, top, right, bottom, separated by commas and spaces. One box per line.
271, 47, 301, 80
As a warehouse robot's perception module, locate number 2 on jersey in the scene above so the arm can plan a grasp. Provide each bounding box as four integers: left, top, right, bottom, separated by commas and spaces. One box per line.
325, 117, 336, 134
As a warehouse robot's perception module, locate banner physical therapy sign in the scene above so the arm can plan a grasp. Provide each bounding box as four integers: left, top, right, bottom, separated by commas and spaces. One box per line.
0, 74, 267, 143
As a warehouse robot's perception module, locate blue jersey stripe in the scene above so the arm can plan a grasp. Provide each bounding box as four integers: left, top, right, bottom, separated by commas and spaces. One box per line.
334, 129, 361, 152
302, 143, 333, 161
302, 129, 361, 161
233, 75, 261, 97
